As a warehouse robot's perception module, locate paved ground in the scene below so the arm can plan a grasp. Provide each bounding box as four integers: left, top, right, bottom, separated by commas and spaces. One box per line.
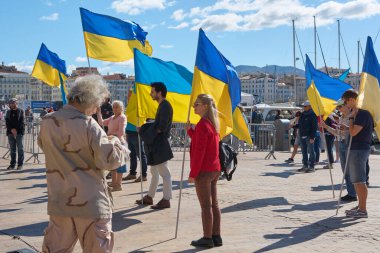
1, 147, 380, 253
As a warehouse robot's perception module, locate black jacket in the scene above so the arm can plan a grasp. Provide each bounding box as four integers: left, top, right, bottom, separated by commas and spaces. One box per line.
144, 99, 174, 165
5, 108, 25, 135
298, 109, 317, 140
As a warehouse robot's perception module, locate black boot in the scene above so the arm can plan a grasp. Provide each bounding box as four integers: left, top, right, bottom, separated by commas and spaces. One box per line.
212, 235, 223, 247
190, 237, 214, 248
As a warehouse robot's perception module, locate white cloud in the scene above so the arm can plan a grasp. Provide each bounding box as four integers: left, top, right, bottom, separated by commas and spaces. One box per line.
102, 60, 135, 69
111, 0, 167, 15
8, 61, 34, 73
160, 45, 174, 49
168, 22, 189, 29
142, 24, 158, 31
67, 64, 77, 74
167, 1, 176, 7
171, 9, 186, 21
45, 1, 53, 6
75, 57, 87, 63
160, 21, 166, 25
177, 0, 380, 32
40, 13, 59, 21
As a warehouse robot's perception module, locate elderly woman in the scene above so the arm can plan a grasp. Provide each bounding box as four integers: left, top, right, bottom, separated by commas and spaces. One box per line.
97, 100, 127, 191
38, 75, 128, 252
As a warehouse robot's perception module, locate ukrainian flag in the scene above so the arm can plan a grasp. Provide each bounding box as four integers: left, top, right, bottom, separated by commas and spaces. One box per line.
305, 55, 351, 117
357, 36, 380, 136
232, 109, 253, 145
134, 49, 199, 125
32, 43, 68, 104
191, 29, 241, 138
80, 8, 152, 62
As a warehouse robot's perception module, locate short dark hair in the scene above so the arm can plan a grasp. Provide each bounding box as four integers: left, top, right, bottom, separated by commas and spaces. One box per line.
151, 82, 167, 98
342, 89, 358, 100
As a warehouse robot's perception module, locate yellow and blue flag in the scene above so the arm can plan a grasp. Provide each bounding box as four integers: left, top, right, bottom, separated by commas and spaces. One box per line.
31, 43, 68, 104
191, 29, 241, 138
231, 109, 253, 145
80, 8, 152, 62
133, 49, 199, 125
357, 36, 380, 136
305, 54, 351, 117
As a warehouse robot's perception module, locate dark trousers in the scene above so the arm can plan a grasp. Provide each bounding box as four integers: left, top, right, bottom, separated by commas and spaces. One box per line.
314, 135, 321, 163
127, 132, 148, 177
195, 171, 221, 238
300, 137, 315, 168
325, 134, 335, 164
8, 134, 24, 167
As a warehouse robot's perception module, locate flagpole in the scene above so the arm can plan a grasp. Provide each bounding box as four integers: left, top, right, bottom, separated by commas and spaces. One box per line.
311, 85, 335, 198
137, 116, 144, 203
336, 136, 352, 215
175, 94, 193, 239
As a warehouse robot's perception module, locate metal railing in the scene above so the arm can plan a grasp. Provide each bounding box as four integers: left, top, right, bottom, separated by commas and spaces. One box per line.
169, 123, 276, 159
0, 118, 43, 163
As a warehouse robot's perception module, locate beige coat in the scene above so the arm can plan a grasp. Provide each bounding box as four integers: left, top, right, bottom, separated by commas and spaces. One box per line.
38, 104, 128, 219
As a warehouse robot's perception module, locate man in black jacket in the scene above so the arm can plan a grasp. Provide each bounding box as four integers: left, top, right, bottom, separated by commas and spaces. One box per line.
5, 98, 25, 170
298, 100, 318, 173
136, 82, 173, 209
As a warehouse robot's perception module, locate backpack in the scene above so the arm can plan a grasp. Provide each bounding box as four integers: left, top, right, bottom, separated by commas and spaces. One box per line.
219, 141, 238, 181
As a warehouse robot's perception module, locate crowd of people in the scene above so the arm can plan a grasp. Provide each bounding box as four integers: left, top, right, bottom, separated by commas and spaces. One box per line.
32, 75, 223, 251
2, 73, 376, 251
285, 90, 374, 218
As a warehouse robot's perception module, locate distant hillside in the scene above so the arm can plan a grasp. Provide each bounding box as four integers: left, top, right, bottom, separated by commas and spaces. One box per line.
236, 65, 305, 76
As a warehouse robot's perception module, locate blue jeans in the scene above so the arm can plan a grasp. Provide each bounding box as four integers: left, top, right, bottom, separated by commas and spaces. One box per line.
301, 137, 315, 168
339, 140, 356, 197
348, 148, 371, 184
313, 135, 320, 163
8, 134, 24, 167
127, 132, 148, 177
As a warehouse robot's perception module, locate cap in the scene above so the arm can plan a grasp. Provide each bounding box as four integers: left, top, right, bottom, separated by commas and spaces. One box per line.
302, 100, 311, 106
334, 99, 345, 106
8, 98, 18, 104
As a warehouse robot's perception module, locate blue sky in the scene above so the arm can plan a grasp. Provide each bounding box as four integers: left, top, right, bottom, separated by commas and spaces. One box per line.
2, 0, 380, 76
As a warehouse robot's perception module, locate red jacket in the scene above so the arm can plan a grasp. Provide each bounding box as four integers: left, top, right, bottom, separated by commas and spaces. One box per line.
187, 118, 221, 178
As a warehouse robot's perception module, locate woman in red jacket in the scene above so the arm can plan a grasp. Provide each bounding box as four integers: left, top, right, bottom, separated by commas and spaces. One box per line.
187, 94, 222, 248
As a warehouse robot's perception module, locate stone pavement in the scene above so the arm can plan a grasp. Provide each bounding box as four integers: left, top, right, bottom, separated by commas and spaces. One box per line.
1, 146, 380, 252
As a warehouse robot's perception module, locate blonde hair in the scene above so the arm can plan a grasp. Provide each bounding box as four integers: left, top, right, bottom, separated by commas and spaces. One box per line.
196, 94, 220, 133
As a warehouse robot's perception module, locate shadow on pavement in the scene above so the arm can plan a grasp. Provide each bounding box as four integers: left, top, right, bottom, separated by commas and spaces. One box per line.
171, 248, 210, 253
0, 221, 48, 237
18, 183, 47, 190
0, 208, 20, 213
311, 184, 342, 192
255, 216, 361, 252
157, 180, 195, 193
261, 170, 297, 179
221, 197, 290, 214
266, 163, 296, 168
17, 194, 48, 205
273, 200, 339, 212
130, 238, 175, 253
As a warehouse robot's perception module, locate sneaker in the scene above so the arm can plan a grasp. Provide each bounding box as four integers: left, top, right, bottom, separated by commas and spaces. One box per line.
16, 165, 23, 170
340, 195, 357, 202
151, 198, 171, 209
123, 174, 137, 181
191, 237, 214, 248
212, 235, 223, 247
346, 209, 368, 218
345, 206, 359, 215
285, 158, 294, 163
136, 195, 153, 205
297, 166, 308, 172
6, 165, 15, 170
305, 167, 315, 173
134, 176, 147, 182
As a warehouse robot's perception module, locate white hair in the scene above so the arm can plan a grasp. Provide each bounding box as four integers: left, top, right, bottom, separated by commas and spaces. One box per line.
67, 75, 110, 107
112, 100, 124, 112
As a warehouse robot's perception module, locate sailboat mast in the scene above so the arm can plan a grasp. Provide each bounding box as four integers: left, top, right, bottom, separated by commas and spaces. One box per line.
293, 19, 297, 103
338, 19, 341, 69
314, 16, 317, 67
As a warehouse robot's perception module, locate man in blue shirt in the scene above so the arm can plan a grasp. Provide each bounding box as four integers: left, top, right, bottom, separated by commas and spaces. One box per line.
342, 90, 373, 219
